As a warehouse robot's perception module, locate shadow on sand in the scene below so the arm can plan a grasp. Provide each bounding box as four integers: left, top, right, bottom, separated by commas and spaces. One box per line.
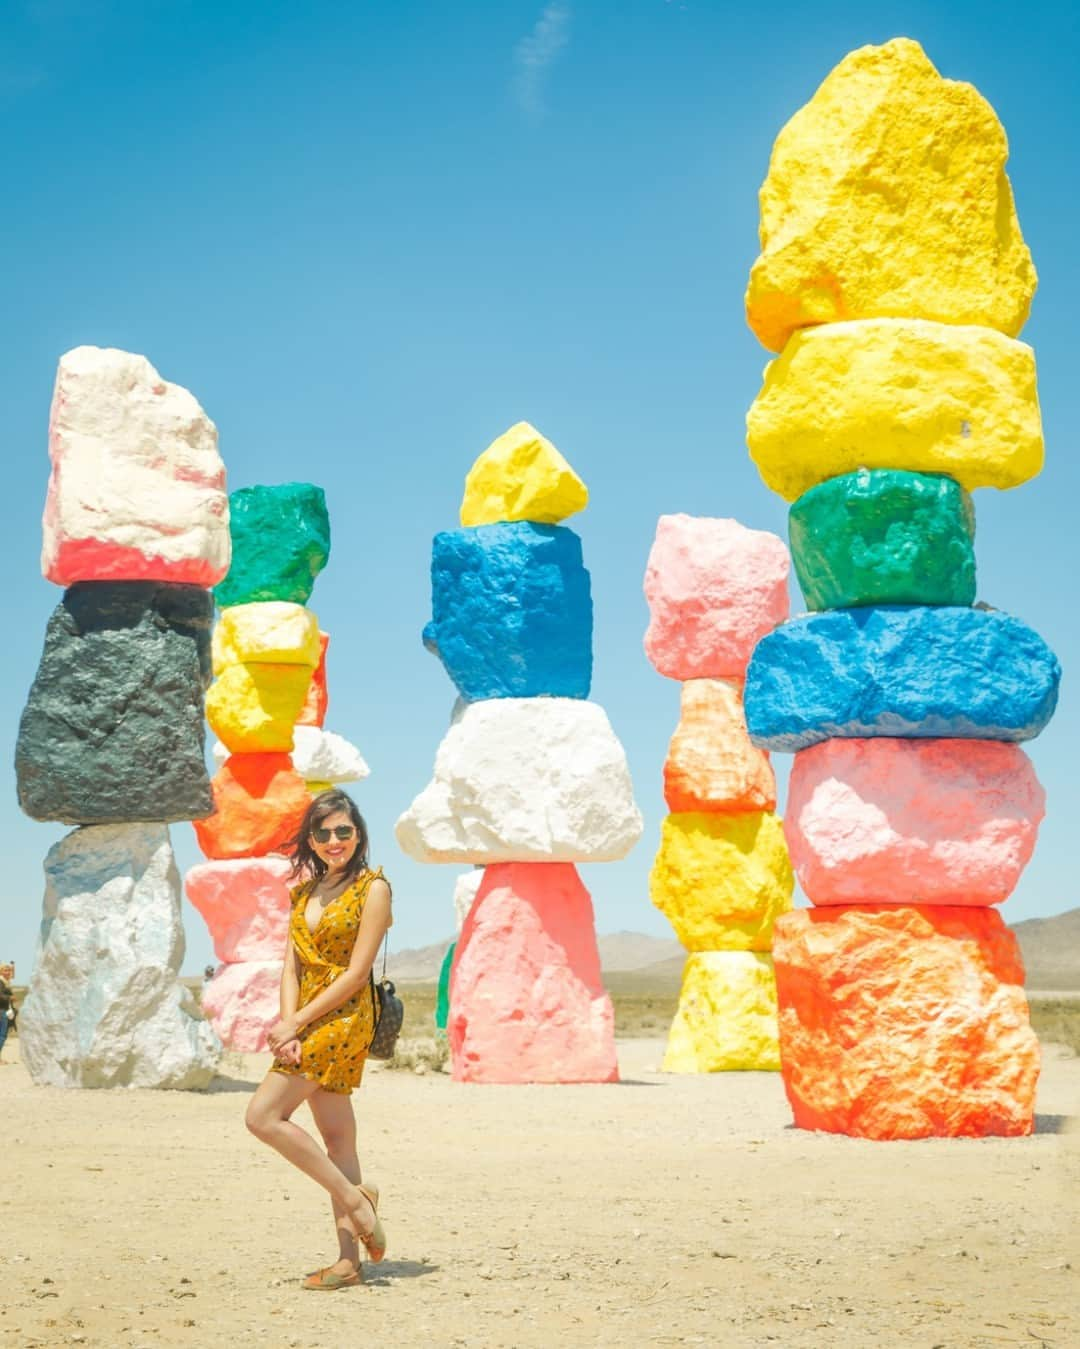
363, 1260, 440, 1285
204, 1075, 258, 1095
1035, 1113, 1077, 1135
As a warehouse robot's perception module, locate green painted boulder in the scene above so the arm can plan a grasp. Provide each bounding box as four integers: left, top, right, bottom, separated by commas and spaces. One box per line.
789, 469, 976, 610
435, 941, 456, 1033
215, 484, 330, 608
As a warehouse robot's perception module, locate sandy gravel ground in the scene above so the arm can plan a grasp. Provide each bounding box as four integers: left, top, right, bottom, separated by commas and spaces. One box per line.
2, 1036, 1078, 1349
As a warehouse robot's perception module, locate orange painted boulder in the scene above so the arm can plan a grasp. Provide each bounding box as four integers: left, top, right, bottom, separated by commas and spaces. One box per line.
296, 633, 330, 727
449, 862, 618, 1084
664, 679, 776, 814
773, 905, 1040, 1139
192, 754, 310, 859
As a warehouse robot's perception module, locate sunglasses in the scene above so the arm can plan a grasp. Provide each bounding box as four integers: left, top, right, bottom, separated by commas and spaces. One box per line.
311, 825, 356, 843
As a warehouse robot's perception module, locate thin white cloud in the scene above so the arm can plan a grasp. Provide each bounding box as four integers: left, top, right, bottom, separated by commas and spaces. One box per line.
513, 2, 571, 122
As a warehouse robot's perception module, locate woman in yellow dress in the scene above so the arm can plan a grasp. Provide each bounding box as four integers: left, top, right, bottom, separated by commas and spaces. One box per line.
245, 788, 392, 1291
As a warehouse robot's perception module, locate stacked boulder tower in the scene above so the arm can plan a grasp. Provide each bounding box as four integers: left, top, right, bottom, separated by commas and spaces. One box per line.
643, 515, 794, 1072
185, 485, 369, 1051
396, 422, 643, 1083
742, 39, 1060, 1138
15, 347, 227, 1088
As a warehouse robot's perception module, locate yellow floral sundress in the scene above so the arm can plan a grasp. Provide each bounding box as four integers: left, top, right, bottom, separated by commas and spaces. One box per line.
271, 867, 388, 1095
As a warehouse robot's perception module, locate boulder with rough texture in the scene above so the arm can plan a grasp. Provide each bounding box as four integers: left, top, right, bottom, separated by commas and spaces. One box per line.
193, 754, 311, 859
423, 522, 592, 701
435, 941, 456, 1032
747, 319, 1043, 501
745, 38, 1036, 352
19, 824, 221, 1089
459, 421, 589, 526
662, 952, 780, 1073
789, 470, 977, 610
289, 726, 370, 783
745, 607, 1060, 751
395, 699, 643, 863
205, 662, 312, 753
772, 904, 1040, 1138
17, 582, 213, 825
297, 633, 330, 727
449, 863, 618, 1084
215, 483, 330, 607
785, 738, 1044, 907
200, 960, 282, 1053
454, 869, 484, 932
41, 346, 230, 587
184, 856, 294, 962
650, 812, 793, 951
664, 679, 775, 814
643, 515, 789, 680
212, 602, 321, 673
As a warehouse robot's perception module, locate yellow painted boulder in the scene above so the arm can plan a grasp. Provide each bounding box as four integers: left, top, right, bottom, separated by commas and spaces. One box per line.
211, 602, 321, 675
663, 952, 780, 1073
746, 38, 1036, 352
650, 812, 793, 952
305, 779, 334, 795
205, 662, 312, 753
747, 318, 1042, 501
460, 421, 588, 526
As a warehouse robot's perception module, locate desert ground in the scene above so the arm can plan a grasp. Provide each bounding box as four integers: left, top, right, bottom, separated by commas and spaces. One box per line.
2, 1018, 1078, 1349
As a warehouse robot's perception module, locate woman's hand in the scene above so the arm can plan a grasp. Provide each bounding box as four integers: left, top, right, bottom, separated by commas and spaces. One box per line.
267, 1016, 301, 1052
273, 1037, 302, 1067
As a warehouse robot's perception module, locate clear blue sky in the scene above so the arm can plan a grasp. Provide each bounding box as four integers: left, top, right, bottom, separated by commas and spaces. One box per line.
2, 1, 1077, 977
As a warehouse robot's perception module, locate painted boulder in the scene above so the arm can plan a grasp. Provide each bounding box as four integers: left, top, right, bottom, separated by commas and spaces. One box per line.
42, 346, 230, 587
449, 862, 618, 1084
785, 739, 1045, 907
215, 483, 330, 608
290, 726, 370, 784
395, 698, 643, 863
453, 869, 484, 933
459, 421, 588, 527
201, 960, 282, 1053
772, 905, 1040, 1139
193, 754, 311, 859
16, 582, 214, 825
745, 606, 1060, 751
297, 632, 330, 727
184, 856, 294, 962
423, 522, 592, 701
212, 602, 321, 673
205, 662, 312, 753
643, 515, 789, 681
662, 952, 780, 1074
663, 679, 775, 814
789, 470, 977, 610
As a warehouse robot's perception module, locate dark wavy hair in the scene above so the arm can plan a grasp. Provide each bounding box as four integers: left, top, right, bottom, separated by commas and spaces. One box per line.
287, 789, 370, 885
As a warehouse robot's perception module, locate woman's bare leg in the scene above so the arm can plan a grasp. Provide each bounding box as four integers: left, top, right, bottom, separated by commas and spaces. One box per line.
309, 1089, 364, 1271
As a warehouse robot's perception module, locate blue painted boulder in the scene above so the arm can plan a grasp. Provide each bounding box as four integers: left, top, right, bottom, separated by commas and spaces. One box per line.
423, 522, 592, 701
744, 606, 1060, 751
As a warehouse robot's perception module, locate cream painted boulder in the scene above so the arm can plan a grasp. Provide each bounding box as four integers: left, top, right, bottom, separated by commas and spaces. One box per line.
650, 812, 794, 951
664, 679, 776, 814
454, 868, 484, 933
211, 602, 321, 674
200, 960, 282, 1053
662, 952, 780, 1073
19, 824, 221, 1089
42, 346, 230, 587
449, 862, 618, 1083
290, 726, 370, 784
395, 699, 643, 863
746, 319, 1043, 501
643, 515, 789, 680
460, 421, 588, 526
785, 739, 1045, 907
746, 38, 1036, 351
184, 856, 294, 962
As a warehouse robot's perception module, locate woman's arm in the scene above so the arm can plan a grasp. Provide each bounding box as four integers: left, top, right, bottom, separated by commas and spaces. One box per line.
279, 935, 301, 1020
268, 880, 392, 1048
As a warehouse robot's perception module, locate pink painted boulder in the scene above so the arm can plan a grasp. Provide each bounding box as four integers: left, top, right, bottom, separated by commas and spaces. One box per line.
200, 960, 282, 1053
184, 857, 293, 963
786, 738, 1045, 907
42, 346, 230, 587
643, 515, 789, 681
449, 862, 618, 1084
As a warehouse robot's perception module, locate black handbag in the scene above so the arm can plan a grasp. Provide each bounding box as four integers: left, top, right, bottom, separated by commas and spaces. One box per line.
368, 934, 403, 1060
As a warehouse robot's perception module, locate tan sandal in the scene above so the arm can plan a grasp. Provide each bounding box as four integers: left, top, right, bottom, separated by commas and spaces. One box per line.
348, 1183, 387, 1263
303, 1265, 361, 1291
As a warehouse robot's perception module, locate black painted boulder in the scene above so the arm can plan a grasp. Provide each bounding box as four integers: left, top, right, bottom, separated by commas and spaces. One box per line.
16, 582, 214, 824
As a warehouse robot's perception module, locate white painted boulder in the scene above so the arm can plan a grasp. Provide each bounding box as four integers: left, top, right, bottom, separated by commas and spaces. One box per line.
211, 726, 370, 785
184, 856, 293, 962
19, 824, 221, 1089
454, 869, 485, 933
42, 347, 230, 588
395, 698, 644, 863
200, 960, 283, 1053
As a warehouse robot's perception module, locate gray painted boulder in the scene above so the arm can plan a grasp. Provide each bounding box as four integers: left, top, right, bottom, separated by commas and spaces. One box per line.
19, 824, 221, 1089
16, 582, 214, 824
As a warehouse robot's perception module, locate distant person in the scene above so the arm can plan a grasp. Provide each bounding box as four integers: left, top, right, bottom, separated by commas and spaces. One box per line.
0, 963, 15, 1065
203, 964, 216, 984
244, 789, 392, 1291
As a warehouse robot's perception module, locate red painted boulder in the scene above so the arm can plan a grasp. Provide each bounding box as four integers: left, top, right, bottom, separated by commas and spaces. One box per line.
296, 633, 330, 727
785, 738, 1045, 906
184, 856, 293, 962
200, 960, 282, 1052
449, 862, 618, 1084
773, 905, 1040, 1139
192, 754, 310, 859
